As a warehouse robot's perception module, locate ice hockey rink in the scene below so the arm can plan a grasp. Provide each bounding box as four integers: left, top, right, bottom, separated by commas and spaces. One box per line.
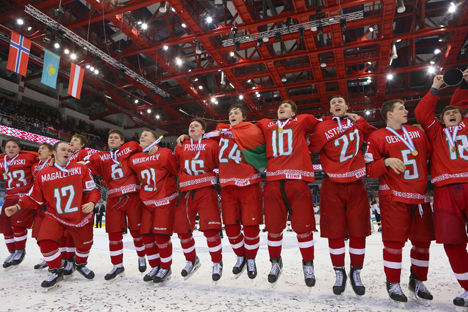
0, 226, 464, 312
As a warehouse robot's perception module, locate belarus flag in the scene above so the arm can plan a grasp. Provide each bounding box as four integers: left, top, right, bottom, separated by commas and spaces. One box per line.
68, 63, 84, 99
6, 31, 31, 77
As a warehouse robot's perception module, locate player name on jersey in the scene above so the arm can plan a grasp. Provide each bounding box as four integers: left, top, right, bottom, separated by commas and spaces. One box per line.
384, 131, 421, 144
183, 144, 207, 151
99, 147, 132, 161
0, 159, 26, 166
132, 154, 160, 165
41, 167, 81, 182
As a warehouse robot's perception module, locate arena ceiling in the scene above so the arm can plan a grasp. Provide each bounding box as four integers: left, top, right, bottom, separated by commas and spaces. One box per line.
0, 0, 467, 134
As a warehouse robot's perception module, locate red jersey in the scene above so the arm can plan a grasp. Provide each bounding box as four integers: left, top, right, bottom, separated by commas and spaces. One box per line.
86, 141, 142, 198
31, 157, 53, 178
309, 117, 376, 183
20, 163, 101, 227
129, 148, 180, 209
415, 92, 468, 187
0, 151, 37, 198
69, 148, 98, 164
257, 115, 320, 182
174, 138, 218, 192
450, 87, 468, 116
365, 126, 431, 204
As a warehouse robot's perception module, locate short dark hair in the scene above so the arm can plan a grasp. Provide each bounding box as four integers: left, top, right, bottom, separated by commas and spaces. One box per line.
142, 130, 158, 139
440, 105, 463, 123
39, 143, 53, 152
191, 118, 207, 130
280, 100, 297, 116
52, 141, 69, 152
5, 139, 20, 147
72, 134, 87, 147
229, 103, 247, 119
330, 95, 346, 104
381, 99, 404, 121
109, 129, 124, 141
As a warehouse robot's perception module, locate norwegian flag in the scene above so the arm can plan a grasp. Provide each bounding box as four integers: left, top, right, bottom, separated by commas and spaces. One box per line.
68, 63, 84, 99
6, 31, 31, 76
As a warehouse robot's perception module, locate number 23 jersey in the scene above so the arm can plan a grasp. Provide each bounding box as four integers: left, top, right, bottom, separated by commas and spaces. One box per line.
0, 152, 37, 198
365, 126, 431, 204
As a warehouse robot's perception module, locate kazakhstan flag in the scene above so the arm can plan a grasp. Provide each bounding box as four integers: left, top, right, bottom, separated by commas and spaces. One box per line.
41, 49, 60, 89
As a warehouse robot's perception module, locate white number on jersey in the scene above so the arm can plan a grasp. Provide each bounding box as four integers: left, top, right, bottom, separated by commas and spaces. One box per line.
141, 168, 157, 191
6, 170, 27, 190
272, 129, 293, 157
334, 129, 360, 163
447, 134, 468, 161
401, 149, 419, 180
219, 138, 242, 164
54, 185, 78, 214
184, 159, 205, 175
110, 163, 124, 180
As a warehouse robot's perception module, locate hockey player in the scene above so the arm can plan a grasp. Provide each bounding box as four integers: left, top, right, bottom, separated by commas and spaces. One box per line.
366, 99, 435, 305
174, 118, 223, 282
86, 130, 148, 280
308, 95, 375, 296
31, 143, 53, 271
69, 134, 97, 163
256, 100, 319, 287
414, 74, 468, 308
129, 130, 179, 285
4, 141, 101, 289
0, 139, 37, 269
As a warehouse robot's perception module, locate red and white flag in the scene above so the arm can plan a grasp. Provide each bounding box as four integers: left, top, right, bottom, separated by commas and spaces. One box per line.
6, 31, 31, 76
68, 63, 85, 99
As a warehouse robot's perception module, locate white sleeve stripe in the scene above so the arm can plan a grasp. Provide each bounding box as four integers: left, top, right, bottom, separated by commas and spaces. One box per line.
427, 119, 437, 129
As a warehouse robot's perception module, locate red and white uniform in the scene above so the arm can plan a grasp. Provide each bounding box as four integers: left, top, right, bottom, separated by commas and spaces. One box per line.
129, 148, 179, 235
257, 115, 319, 263
0, 152, 37, 235
69, 148, 97, 164
366, 126, 431, 204
415, 91, 468, 291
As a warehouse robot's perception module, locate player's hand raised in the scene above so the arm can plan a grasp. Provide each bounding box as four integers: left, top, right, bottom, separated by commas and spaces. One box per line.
148, 145, 159, 156
177, 134, 189, 147
82, 202, 94, 213
432, 75, 444, 89
384, 157, 406, 174
4, 205, 19, 217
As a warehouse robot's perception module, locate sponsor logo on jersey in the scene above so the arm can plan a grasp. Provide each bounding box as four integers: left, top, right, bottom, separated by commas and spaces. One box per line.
385, 131, 421, 144
41, 167, 82, 182
208, 221, 221, 225
154, 227, 167, 231
183, 144, 207, 151
364, 153, 374, 163
132, 154, 160, 165
355, 169, 366, 178
286, 173, 302, 179
235, 180, 251, 186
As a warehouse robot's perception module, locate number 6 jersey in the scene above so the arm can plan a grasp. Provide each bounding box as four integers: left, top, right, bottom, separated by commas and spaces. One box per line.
365, 126, 431, 204
308, 117, 376, 183
174, 138, 218, 192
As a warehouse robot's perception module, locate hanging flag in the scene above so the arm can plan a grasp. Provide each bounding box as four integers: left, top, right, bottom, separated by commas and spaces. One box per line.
6, 31, 31, 77
59, 131, 70, 141
41, 49, 60, 89
48, 127, 58, 137
68, 63, 85, 99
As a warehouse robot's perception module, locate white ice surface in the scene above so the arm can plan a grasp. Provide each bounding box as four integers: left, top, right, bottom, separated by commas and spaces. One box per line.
0, 227, 466, 312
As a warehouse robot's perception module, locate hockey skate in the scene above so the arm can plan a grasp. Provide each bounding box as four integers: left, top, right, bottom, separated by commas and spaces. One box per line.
333, 267, 347, 295
408, 273, 432, 306
143, 266, 160, 282
76, 263, 95, 279
303, 261, 316, 288
350, 266, 366, 296
232, 256, 246, 278
62, 259, 75, 277
105, 263, 125, 282
153, 267, 172, 286
212, 261, 223, 284
34, 259, 48, 272
41, 268, 63, 292
387, 282, 408, 308
454, 290, 468, 312
246, 258, 257, 280
3, 252, 15, 271
11, 249, 26, 267
181, 256, 201, 281
138, 256, 147, 273
267, 257, 283, 288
